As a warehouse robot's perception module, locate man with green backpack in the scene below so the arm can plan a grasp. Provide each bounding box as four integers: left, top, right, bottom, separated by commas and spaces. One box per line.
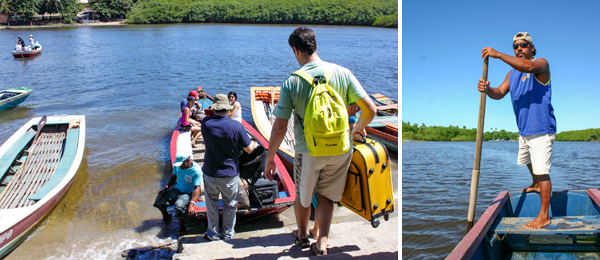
264, 26, 377, 256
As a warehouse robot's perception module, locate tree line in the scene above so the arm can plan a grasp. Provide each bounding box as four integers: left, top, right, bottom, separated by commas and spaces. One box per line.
125, 0, 398, 27
0, 0, 132, 24
402, 121, 600, 142
1, 0, 396, 27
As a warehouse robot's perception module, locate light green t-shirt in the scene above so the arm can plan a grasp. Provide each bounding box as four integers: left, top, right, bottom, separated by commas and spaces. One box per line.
273, 61, 367, 154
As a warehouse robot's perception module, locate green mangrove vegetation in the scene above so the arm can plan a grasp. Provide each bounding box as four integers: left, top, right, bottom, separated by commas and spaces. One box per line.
402, 122, 519, 141
402, 121, 600, 142
126, 0, 398, 27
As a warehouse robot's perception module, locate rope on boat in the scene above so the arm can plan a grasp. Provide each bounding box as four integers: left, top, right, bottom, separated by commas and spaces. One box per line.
493, 228, 511, 241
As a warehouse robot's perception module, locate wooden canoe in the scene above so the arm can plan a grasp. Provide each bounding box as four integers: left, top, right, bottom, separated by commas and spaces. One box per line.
0, 115, 85, 258
170, 91, 295, 221
0, 88, 33, 111
447, 189, 600, 259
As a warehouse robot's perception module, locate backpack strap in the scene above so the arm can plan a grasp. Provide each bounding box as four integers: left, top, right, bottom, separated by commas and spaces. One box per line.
291, 67, 332, 130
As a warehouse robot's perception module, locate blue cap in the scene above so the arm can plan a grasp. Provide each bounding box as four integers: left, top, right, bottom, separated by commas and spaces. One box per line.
173, 151, 190, 167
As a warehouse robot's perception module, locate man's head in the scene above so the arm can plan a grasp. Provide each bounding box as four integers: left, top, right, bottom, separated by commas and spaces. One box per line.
173, 151, 192, 169
210, 94, 233, 114
189, 90, 199, 100
288, 26, 317, 55
513, 32, 536, 59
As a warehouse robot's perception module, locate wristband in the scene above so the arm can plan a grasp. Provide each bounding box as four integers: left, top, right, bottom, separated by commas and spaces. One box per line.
348, 116, 357, 123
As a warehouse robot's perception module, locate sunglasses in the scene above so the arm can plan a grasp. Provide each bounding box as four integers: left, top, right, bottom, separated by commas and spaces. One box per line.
513, 42, 530, 49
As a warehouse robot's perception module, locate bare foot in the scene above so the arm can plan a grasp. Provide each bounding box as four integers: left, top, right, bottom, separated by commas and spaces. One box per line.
523, 184, 540, 193
523, 216, 551, 229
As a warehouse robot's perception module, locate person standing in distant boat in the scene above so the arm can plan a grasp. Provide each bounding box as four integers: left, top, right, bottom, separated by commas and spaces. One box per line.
478, 32, 556, 230
29, 35, 35, 50
227, 91, 242, 123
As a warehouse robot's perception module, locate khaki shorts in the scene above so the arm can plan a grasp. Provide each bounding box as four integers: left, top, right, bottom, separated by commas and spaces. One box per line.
517, 133, 555, 175
294, 152, 352, 208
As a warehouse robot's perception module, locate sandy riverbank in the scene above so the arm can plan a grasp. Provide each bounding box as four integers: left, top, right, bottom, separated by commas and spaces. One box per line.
2, 21, 127, 29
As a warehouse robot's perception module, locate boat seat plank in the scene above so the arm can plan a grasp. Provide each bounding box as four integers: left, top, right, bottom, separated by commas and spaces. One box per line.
28, 128, 79, 201
0, 130, 35, 181
492, 215, 600, 235
376, 104, 398, 110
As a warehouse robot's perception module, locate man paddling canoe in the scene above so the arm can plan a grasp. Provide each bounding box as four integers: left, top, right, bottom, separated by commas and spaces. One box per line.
477, 32, 556, 230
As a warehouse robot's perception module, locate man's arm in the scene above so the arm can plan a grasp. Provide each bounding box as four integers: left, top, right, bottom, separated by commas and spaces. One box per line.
187, 185, 201, 217
482, 47, 550, 82
158, 174, 177, 197
264, 118, 289, 181
478, 71, 511, 100
242, 140, 255, 154
351, 97, 377, 139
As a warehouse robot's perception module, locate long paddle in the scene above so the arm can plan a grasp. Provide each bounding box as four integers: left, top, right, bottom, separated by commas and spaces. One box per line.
467, 57, 488, 232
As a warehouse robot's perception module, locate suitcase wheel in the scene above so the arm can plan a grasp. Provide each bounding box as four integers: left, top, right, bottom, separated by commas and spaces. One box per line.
371, 218, 380, 228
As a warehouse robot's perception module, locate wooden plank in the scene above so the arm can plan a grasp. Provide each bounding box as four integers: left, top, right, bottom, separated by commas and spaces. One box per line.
376, 104, 398, 110
446, 191, 510, 260
493, 215, 600, 235
29, 129, 77, 201
0, 130, 35, 181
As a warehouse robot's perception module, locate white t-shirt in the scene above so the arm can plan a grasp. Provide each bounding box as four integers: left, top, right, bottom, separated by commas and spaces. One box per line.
231, 101, 242, 122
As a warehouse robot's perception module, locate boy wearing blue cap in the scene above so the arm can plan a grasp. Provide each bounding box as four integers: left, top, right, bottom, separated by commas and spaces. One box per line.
154, 151, 204, 236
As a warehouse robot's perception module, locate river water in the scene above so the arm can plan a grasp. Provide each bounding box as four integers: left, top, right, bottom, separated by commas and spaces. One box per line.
0, 24, 398, 259
402, 141, 600, 259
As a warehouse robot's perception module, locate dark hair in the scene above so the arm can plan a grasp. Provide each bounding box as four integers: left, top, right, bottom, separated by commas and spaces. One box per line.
288, 26, 317, 55
228, 91, 237, 101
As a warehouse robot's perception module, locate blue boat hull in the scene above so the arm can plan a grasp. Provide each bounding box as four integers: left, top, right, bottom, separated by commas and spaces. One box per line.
448, 189, 600, 260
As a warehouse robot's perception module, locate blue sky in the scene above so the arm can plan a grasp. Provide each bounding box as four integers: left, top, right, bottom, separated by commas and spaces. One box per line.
402, 1, 600, 133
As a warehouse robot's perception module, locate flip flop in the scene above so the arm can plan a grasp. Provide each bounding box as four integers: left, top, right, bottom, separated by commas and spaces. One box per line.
310, 242, 327, 256
291, 230, 310, 248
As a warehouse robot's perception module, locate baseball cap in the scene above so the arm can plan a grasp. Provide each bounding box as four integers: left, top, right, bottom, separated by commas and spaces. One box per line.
173, 151, 190, 167
513, 32, 533, 44
189, 90, 199, 100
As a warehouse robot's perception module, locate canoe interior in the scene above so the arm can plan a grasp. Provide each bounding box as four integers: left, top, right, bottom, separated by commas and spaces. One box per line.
250, 87, 295, 162
0, 122, 73, 209
185, 120, 294, 219
450, 189, 600, 260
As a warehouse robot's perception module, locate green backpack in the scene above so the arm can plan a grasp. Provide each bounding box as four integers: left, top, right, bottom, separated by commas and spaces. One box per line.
293, 67, 351, 156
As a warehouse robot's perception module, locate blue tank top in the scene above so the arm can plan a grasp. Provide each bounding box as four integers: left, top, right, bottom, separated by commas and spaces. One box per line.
508, 68, 556, 136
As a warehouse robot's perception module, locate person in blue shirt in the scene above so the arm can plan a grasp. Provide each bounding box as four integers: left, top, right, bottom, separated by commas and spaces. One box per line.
478, 32, 556, 230
154, 151, 204, 236
201, 94, 255, 241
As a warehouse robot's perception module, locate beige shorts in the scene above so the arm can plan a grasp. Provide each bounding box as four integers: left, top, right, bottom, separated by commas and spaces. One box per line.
294, 152, 352, 208
517, 133, 555, 175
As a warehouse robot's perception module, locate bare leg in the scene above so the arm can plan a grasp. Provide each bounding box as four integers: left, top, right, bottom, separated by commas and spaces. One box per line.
159, 209, 172, 222
523, 163, 540, 193
294, 197, 311, 240
310, 210, 320, 238
316, 194, 333, 253
191, 128, 201, 147
178, 217, 187, 235
524, 174, 552, 229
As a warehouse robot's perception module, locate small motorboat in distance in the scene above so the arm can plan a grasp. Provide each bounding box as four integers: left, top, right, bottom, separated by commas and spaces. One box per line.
0, 88, 33, 111
11, 44, 42, 58
0, 115, 86, 258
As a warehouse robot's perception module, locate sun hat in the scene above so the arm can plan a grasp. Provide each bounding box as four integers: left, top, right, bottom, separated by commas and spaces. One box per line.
210, 94, 233, 110
173, 151, 190, 167
189, 90, 199, 100
513, 32, 533, 44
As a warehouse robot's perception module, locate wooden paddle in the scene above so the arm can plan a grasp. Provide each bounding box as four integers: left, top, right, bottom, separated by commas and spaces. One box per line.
467, 57, 488, 232
33, 115, 47, 144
